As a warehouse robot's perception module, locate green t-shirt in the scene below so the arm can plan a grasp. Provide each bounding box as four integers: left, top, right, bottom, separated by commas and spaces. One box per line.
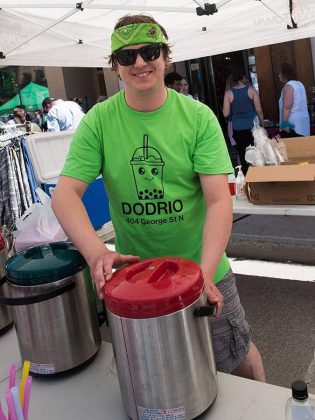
62, 89, 234, 283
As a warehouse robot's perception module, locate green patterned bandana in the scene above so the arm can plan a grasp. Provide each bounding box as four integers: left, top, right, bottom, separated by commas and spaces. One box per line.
111, 23, 167, 53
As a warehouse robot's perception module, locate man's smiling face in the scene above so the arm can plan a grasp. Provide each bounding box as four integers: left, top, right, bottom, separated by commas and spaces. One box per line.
117, 43, 166, 93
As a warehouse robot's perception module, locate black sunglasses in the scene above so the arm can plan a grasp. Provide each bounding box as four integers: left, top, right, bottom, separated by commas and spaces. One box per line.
113, 43, 163, 66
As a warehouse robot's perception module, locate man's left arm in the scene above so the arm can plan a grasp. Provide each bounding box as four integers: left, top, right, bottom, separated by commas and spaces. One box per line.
199, 173, 233, 317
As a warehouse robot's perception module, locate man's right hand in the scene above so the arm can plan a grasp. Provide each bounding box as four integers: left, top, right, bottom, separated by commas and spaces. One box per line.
88, 249, 140, 299
203, 280, 224, 318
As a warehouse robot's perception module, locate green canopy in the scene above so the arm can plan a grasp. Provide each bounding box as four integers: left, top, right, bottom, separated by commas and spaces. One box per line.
0, 82, 49, 115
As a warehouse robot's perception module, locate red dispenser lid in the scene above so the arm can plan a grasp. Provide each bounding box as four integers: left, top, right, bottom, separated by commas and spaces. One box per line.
0, 235, 4, 252
104, 257, 204, 319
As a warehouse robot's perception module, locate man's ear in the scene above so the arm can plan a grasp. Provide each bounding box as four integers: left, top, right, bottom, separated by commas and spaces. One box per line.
164, 61, 172, 73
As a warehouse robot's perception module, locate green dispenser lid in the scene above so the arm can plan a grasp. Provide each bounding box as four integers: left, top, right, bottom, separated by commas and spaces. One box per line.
6, 242, 86, 286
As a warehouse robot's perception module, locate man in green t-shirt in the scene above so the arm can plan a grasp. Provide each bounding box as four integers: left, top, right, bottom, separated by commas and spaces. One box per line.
52, 14, 265, 381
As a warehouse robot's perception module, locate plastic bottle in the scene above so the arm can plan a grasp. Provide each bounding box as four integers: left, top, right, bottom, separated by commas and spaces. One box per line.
26, 121, 31, 133
285, 380, 315, 420
228, 173, 236, 196
235, 166, 245, 200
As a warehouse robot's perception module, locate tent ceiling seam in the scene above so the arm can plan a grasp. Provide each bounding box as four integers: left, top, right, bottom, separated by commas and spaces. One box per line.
218, 0, 235, 8
193, 0, 204, 7
0, 9, 79, 44
0, 4, 197, 13
1, 0, 96, 57
1, 7, 81, 57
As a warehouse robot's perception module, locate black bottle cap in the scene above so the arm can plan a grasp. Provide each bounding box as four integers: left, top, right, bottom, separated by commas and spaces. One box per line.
291, 380, 308, 401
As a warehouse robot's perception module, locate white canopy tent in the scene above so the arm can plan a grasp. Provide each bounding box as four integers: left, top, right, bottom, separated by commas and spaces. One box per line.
0, 0, 315, 68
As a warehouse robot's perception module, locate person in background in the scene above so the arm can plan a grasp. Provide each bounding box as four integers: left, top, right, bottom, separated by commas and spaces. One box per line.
278, 63, 310, 136
223, 68, 264, 175
42, 97, 85, 132
7, 106, 41, 132
31, 109, 48, 132
51, 13, 265, 382
5, 114, 13, 124
225, 74, 234, 92
180, 77, 194, 99
224, 74, 236, 149
18, 105, 33, 122
164, 71, 183, 92
7, 106, 26, 125
31, 109, 42, 126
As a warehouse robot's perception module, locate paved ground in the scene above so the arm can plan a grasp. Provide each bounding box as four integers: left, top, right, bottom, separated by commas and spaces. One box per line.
227, 214, 315, 264
228, 214, 315, 392
236, 273, 315, 392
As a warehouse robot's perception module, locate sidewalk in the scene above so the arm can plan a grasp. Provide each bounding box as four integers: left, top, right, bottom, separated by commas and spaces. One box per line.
236, 273, 315, 390
227, 214, 315, 264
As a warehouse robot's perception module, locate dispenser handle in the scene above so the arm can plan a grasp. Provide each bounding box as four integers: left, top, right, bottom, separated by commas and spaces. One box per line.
0, 278, 76, 306
194, 304, 217, 317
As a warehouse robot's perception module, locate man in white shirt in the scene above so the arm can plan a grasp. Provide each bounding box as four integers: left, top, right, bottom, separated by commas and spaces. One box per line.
42, 97, 85, 131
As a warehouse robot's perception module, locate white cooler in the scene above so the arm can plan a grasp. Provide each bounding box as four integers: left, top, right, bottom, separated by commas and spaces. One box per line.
25, 130, 111, 230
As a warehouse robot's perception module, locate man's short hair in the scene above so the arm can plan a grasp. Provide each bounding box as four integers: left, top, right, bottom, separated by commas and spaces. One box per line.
42, 97, 55, 108
164, 72, 183, 87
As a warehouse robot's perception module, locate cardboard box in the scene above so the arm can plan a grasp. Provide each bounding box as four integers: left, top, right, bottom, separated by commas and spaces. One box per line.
245, 136, 315, 205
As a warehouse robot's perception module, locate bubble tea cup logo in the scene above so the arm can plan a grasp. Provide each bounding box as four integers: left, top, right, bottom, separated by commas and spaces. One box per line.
130, 134, 165, 200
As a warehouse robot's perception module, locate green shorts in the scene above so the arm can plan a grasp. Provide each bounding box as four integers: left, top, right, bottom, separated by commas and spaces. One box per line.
210, 270, 252, 373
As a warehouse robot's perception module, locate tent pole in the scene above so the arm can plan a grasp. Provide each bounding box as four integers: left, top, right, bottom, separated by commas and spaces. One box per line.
15, 68, 23, 108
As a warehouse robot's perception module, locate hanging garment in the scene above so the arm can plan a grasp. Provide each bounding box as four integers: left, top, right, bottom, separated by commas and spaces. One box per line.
21, 138, 40, 203
12, 146, 32, 210
0, 147, 14, 227
7, 146, 22, 224
0, 135, 34, 227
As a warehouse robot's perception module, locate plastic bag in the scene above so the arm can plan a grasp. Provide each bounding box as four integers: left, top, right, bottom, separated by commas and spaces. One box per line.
248, 117, 280, 166
245, 146, 265, 167
252, 116, 269, 150
270, 138, 289, 163
262, 141, 279, 165
14, 188, 67, 252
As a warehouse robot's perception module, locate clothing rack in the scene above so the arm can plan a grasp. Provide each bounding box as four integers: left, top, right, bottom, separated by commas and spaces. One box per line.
0, 125, 26, 146
0, 126, 38, 228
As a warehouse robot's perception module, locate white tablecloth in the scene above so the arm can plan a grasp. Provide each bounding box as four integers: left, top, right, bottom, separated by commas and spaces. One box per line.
233, 197, 315, 216
0, 328, 296, 420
